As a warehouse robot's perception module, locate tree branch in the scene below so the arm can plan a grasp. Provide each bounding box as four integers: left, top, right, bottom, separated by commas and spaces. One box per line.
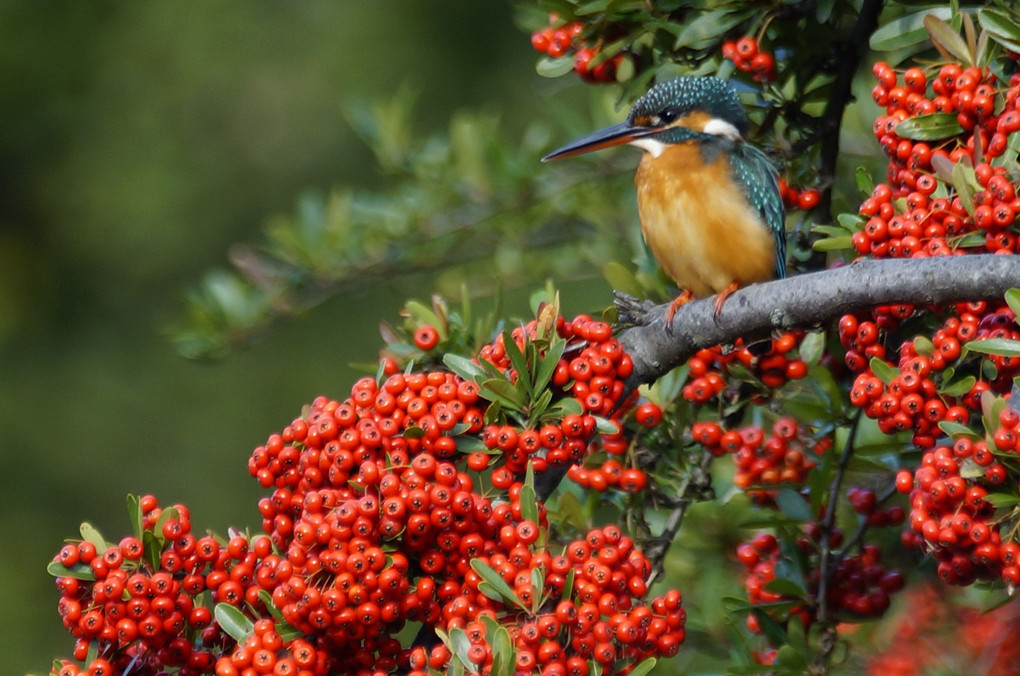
818, 0, 884, 209
617, 255, 1020, 389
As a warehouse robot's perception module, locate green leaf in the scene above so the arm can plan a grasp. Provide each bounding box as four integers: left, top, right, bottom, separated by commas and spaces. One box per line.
983, 393, 1008, 433
764, 577, 808, 598
940, 375, 976, 397
812, 235, 852, 252
448, 627, 473, 669
628, 658, 657, 676
798, 331, 826, 366
811, 225, 853, 237
931, 153, 957, 185
549, 397, 584, 418
983, 493, 1020, 508
533, 339, 566, 395
870, 7, 954, 52
46, 560, 96, 581
938, 420, 979, 439
561, 567, 576, 601
478, 581, 522, 608
471, 559, 525, 609
530, 566, 546, 613
837, 213, 863, 231
895, 113, 965, 141
952, 162, 977, 218
520, 465, 539, 526
482, 615, 514, 676
855, 167, 874, 196
787, 613, 808, 654
536, 55, 574, 78
528, 387, 554, 421
593, 416, 619, 435
775, 488, 812, 521
502, 330, 532, 395
751, 607, 789, 647
869, 357, 898, 385
143, 531, 162, 570
1005, 288, 1020, 321
965, 338, 1020, 358
443, 354, 488, 383
258, 589, 287, 624
955, 232, 987, 249
455, 435, 488, 453
480, 378, 527, 410
847, 453, 898, 473
79, 522, 108, 553
775, 644, 809, 671
924, 14, 973, 65
914, 335, 936, 356
214, 603, 254, 643
126, 494, 143, 543
673, 7, 753, 50
978, 9, 1020, 53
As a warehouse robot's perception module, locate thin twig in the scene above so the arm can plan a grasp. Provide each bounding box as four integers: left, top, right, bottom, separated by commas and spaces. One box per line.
812, 408, 862, 673
644, 449, 716, 586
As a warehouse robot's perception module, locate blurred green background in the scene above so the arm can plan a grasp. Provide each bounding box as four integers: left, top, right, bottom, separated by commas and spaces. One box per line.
0, 3, 617, 672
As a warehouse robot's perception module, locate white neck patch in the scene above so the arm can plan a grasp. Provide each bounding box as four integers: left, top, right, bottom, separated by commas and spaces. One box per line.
628, 137, 667, 158
703, 117, 742, 141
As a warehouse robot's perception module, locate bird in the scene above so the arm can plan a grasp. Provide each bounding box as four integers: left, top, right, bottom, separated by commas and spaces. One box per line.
542, 76, 786, 328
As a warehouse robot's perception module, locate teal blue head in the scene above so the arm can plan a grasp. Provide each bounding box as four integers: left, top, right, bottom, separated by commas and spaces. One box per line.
542, 76, 749, 161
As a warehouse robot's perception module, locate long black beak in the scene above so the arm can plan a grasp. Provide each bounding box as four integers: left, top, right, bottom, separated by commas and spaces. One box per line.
541, 120, 656, 162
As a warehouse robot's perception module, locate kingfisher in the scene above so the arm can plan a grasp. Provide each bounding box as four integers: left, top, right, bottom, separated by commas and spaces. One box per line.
542, 76, 786, 327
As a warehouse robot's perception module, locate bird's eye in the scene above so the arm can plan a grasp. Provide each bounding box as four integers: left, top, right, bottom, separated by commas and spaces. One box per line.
660, 110, 678, 124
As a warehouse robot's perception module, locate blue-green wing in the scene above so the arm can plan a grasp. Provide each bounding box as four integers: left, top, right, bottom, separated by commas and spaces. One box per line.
731, 144, 786, 279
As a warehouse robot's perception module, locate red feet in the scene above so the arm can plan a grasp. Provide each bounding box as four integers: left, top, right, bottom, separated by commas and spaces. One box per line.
663, 282, 740, 333
713, 281, 740, 317
664, 289, 694, 332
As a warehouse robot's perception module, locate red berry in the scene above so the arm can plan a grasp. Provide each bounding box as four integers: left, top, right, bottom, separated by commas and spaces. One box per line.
413, 325, 440, 351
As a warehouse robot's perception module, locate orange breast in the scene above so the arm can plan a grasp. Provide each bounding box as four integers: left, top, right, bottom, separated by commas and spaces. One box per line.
634, 142, 776, 297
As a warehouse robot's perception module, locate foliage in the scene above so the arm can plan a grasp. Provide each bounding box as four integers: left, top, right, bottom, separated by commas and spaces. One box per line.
172, 93, 644, 360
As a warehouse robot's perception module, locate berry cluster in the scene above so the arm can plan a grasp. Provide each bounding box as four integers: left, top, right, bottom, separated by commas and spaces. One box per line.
855, 63, 1020, 261
218, 620, 326, 676
681, 330, 810, 404
777, 179, 822, 212
738, 528, 905, 635
529, 16, 624, 84
407, 525, 686, 675
565, 399, 658, 494
844, 303, 1019, 449
51, 496, 252, 676
847, 485, 905, 530
721, 36, 776, 83
895, 408, 1020, 587
691, 418, 823, 505
50, 311, 685, 675
871, 63, 1020, 190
